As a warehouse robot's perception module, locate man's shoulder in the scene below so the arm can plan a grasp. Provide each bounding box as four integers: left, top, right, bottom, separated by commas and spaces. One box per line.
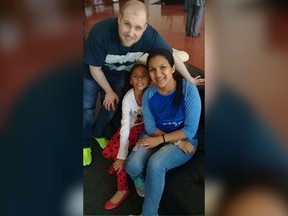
90, 17, 117, 32
142, 24, 157, 36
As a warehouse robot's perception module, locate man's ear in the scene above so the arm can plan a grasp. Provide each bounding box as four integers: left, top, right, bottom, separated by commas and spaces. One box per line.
143, 23, 148, 31
118, 14, 122, 24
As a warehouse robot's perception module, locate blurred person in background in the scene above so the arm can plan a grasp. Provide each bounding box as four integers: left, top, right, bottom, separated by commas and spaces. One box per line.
214, 171, 288, 216
185, 0, 205, 37
0, 0, 83, 215
205, 0, 288, 215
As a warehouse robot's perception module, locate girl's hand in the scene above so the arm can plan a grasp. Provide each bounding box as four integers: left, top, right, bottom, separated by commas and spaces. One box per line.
178, 140, 195, 154
137, 136, 162, 149
113, 159, 125, 172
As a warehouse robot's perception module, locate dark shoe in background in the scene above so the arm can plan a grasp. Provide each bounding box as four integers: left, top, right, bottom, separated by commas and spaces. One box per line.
192, 33, 201, 37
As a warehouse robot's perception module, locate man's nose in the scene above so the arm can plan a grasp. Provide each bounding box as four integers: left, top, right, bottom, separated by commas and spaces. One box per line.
127, 27, 135, 36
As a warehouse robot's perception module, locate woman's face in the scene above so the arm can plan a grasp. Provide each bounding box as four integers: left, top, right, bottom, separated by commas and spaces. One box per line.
148, 55, 175, 90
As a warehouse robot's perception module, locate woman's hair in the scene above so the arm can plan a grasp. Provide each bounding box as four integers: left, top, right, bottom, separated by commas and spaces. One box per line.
146, 48, 183, 107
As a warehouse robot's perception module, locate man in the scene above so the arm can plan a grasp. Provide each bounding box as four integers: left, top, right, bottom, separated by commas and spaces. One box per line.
83, 0, 204, 166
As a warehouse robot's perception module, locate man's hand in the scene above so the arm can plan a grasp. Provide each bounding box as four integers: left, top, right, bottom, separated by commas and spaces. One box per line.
192, 75, 205, 86
103, 91, 119, 111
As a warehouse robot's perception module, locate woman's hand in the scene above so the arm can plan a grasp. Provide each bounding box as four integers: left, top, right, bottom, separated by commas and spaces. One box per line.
113, 159, 125, 172
137, 136, 162, 149
178, 140, 195, 154
103, 91, 119, 111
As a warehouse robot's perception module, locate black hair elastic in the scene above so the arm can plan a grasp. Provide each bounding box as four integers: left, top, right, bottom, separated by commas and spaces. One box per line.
162, 134, 166, 143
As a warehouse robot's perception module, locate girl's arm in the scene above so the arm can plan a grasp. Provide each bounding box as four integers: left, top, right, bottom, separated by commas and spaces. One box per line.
117, 91, 132, 160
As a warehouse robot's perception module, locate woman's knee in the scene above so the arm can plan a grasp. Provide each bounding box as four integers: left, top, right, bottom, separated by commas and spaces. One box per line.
146, 155, 164, 174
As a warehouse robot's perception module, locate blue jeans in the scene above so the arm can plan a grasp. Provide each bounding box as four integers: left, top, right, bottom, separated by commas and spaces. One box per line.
185, 5, 204, 36
83, 71, 127, 148
125, 140, 197, 216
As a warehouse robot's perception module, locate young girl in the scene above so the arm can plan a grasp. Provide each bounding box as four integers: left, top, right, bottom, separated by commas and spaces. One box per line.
125, 48, 202, 216
102, 63, 149, 210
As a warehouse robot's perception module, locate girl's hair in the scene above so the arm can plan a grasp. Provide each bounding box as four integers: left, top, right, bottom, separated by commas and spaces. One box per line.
130, 63, 147, 75
146, 48, 183, 107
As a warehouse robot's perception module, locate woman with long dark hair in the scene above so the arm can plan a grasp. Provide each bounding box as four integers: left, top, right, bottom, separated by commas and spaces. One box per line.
125, 48, 202, 216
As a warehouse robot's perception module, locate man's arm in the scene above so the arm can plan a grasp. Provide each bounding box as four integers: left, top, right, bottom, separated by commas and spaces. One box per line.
173, 54, 205, 86
89, 65, 119, 111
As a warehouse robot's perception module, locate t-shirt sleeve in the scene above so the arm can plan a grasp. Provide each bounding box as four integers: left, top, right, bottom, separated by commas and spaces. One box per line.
84, 28, 107, 67
144, 25, 173, 54
182, 80, 202, 140
117, 92, 132, 160
143, 88, 158, 135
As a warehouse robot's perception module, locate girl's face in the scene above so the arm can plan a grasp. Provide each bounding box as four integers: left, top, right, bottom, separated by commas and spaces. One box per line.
148, 55, 175, 90
130, 66, 149, 91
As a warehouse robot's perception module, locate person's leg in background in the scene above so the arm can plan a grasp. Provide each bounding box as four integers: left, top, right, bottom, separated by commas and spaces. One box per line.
83, 77, 101, 166
192, 5, 204, 37
184, 0, 189, 12
185, 2, 195, 36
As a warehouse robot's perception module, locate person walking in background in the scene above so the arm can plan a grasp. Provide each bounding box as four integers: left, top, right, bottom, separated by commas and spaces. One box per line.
83, 0, 204, 167
185, 0, 205, 37
125, 48, 202, 216
102, 63, 149, 210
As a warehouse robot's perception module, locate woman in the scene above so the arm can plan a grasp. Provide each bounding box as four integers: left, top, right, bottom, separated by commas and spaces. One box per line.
125, 48, 202, 216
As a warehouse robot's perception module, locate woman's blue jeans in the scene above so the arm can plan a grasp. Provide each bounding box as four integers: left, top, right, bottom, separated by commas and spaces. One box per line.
83, 74, 126, 148
125, 141, 197, 216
